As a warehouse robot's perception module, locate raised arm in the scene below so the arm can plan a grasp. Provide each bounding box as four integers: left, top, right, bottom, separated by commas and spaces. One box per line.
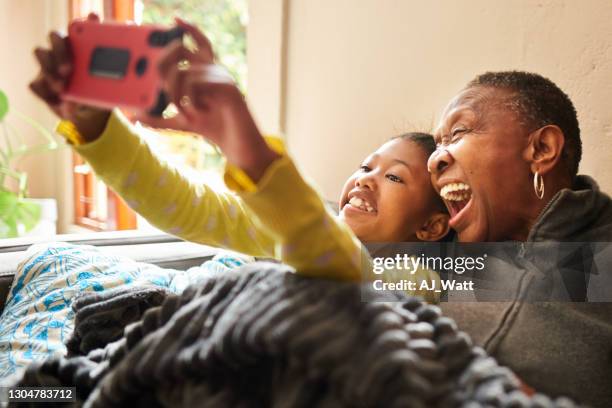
73, 109, 276, 256
142, 19, 369, 281
29, 20, 276, 257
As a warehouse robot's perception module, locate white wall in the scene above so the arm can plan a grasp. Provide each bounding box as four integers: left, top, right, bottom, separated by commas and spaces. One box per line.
0, 0, 73, 232
249, 0, 612, 200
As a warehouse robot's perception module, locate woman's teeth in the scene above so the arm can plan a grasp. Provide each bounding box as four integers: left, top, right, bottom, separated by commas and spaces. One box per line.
348, 196, 375, 213
440, 183, 471, 202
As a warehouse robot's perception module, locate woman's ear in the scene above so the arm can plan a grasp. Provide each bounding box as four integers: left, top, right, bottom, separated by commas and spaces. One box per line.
416, 212, 450, 242
524, 125, 565, 175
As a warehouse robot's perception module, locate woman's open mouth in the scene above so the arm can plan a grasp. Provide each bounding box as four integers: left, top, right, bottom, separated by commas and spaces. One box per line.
440, 182, 473, 227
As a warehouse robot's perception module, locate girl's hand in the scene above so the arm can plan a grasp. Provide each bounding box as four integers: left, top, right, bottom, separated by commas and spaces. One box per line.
29, 13, 111, 142
136, 18, 279, 182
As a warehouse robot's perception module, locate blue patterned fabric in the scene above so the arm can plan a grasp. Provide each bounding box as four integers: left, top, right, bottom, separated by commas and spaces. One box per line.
0, 242, 252, 382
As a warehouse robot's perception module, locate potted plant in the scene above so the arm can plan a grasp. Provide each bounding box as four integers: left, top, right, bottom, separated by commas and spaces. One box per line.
0, 89, 58, 238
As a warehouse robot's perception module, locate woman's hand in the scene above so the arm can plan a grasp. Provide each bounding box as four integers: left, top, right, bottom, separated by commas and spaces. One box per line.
29, 13, 111, 142
136, 18, 279, 182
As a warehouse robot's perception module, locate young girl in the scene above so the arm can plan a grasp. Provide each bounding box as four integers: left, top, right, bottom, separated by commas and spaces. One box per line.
30, 18, 449, 301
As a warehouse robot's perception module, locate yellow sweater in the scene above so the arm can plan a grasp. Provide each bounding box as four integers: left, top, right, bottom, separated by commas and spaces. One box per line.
72, 109, 439, 300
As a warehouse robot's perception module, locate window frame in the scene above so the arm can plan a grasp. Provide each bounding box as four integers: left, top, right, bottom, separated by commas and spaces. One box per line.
70, 0, 137, 231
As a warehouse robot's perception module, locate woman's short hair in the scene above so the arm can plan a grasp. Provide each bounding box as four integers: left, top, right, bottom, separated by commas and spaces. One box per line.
467, 71, 582, 179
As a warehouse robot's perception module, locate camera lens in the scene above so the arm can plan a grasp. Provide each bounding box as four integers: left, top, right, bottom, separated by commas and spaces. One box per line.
148, 28, 184, 47
148, 31, 166, 47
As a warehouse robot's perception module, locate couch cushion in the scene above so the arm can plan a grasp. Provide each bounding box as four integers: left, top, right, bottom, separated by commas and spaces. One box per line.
0, 232, 225, 313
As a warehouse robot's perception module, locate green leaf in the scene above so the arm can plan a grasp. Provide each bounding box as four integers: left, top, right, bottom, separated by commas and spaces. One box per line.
0, 89, 8, 121
0, 189, 41, 238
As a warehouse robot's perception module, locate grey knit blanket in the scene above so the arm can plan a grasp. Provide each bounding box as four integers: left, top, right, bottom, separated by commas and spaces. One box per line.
13, 262, 579, 407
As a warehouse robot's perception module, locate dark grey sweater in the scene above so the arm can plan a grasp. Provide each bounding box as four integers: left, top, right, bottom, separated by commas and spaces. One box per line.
441, 175, 612, 407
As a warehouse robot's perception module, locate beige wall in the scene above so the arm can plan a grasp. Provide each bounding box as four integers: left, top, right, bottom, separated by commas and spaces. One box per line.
0, 0, 73, 232
2, 0, 610, 235
248, 0, 612, 200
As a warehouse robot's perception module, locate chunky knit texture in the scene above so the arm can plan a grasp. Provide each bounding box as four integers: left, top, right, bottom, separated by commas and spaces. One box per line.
13, 263, 579, 407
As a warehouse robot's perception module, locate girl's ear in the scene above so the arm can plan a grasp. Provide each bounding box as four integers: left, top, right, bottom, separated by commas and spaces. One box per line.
416, 212, 450, 242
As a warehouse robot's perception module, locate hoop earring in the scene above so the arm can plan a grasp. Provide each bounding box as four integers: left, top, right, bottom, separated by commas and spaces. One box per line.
533, 171, 545, 200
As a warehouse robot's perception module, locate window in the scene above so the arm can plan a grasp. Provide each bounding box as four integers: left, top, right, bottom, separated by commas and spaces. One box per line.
70, 0, 248, 232
138, 0, 248, 92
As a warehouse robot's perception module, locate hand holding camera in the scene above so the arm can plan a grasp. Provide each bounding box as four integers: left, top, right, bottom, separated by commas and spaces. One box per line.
30, 14, 111, 143
30, 14, 279, 181
137, 18, 279, 181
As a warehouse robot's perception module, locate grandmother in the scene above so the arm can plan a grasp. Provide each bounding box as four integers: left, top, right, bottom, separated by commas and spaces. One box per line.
428, 71, 612, 407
